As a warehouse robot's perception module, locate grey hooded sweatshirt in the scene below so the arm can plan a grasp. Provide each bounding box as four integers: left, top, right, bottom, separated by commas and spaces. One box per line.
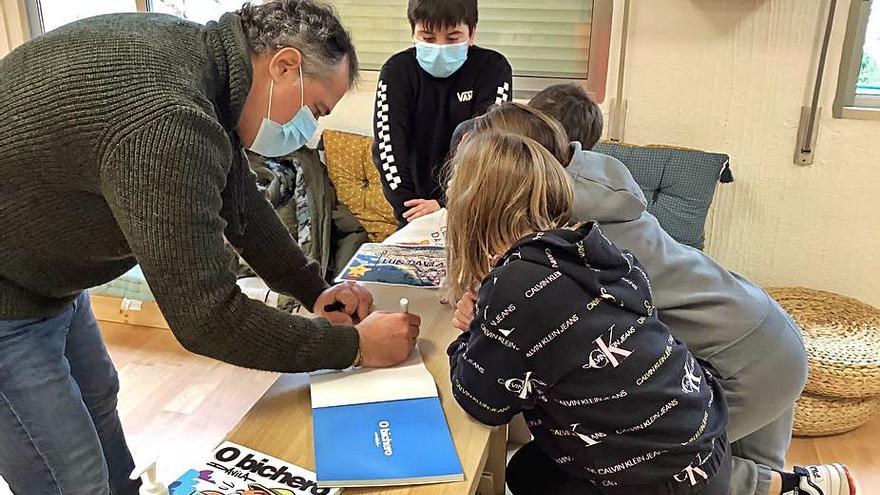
565, 142, 772, 374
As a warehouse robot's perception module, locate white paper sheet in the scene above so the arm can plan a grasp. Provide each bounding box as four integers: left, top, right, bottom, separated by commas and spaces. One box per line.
309, 347, 438, 408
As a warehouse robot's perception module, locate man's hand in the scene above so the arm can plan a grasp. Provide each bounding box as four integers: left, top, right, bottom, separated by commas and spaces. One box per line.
453, 290, 478, 332
356, 311, 421, 368
314, 282, 374, 325
403, 199, 440, 222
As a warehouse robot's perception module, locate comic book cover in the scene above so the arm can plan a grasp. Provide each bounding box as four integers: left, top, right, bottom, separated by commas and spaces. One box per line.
168, 441, 339, 495
334, 244, 445, 288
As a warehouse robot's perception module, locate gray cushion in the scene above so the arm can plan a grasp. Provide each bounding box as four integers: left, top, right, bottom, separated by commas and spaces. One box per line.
593, 142, 730, 250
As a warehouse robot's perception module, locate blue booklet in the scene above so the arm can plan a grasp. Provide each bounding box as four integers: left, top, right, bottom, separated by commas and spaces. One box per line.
313, 397, 463, 487
310, 349, 463, 488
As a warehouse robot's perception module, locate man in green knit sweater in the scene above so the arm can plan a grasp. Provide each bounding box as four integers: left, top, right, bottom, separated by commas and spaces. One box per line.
0, 1, 420, 492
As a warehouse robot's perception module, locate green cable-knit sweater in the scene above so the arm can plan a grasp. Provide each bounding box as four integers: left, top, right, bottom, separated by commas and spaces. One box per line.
0, 12, 360, 372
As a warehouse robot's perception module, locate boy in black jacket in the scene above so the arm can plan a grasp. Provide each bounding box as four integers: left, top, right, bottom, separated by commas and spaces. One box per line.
372, 0, 512, 226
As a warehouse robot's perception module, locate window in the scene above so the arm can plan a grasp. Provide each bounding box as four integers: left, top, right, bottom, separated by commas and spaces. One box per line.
326, 0, 613, 102
30, 0, 140, 34
835, 0, 880, 118
23, 1, 614, 100
856, 1, 880, 100
150, 0, 250, 25
25, 0, 251, 36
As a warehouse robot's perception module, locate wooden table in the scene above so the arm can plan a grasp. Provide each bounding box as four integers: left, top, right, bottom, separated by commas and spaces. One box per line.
226, 285, 507, 495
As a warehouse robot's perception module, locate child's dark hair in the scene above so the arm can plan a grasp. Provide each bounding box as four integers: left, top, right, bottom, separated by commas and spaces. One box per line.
529, 84, 603, 150
407, 0, 478, 34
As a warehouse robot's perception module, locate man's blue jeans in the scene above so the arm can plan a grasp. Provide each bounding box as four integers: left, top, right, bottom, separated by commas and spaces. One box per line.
0, 292, 139, 494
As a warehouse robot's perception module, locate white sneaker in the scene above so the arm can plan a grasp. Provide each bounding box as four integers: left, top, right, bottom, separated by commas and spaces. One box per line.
791, 464, 857, 495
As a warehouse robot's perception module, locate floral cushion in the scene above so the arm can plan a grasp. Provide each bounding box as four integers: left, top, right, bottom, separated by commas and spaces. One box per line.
322, 130, 396, 242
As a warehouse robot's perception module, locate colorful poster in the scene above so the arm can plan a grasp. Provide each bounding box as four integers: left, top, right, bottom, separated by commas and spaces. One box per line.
169, 441, 339, 495
335, 244, 445, 288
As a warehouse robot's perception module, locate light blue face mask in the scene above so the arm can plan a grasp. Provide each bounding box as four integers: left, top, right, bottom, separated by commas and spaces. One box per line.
249, 65, 319, 158
415, 41, 469, 78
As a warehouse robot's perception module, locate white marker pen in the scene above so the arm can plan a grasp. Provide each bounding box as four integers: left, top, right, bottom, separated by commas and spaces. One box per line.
401, 298, 416, 345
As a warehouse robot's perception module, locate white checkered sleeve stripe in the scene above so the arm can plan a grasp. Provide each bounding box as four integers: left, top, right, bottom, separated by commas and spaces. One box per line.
495, 81, 511, 105
375, 80, 402, 190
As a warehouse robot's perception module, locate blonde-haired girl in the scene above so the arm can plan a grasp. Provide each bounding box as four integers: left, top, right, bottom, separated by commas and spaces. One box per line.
446, 131, 731, 494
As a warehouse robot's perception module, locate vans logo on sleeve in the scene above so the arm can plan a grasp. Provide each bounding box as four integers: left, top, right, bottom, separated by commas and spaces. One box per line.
457, 90, 474, 102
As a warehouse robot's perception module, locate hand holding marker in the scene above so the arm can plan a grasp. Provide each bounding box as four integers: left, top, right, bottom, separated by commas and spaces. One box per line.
345, 295, 420, 368
324, 298, 408, 320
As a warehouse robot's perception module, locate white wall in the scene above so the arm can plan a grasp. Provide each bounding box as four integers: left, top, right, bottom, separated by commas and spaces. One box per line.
322, 0, 880, 306
622, 0, 880, 306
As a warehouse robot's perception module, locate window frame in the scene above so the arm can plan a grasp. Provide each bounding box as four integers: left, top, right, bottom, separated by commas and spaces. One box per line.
22, 0, 44, 38
834, 0, 880, 120
515, 0, 613, 103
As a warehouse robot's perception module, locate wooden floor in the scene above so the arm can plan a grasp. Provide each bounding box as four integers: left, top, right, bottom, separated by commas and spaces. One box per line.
785, 415, 880, 491
1, 322, 878, 493
0, 322, 278, 493
100, 321, 280, 480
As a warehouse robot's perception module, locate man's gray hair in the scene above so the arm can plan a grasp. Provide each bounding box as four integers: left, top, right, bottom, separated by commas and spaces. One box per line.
239, 0, 359, 87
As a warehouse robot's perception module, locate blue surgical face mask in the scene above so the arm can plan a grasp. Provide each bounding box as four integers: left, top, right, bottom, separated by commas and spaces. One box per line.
249, 65, 319, 158
415, 41, 469, 78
